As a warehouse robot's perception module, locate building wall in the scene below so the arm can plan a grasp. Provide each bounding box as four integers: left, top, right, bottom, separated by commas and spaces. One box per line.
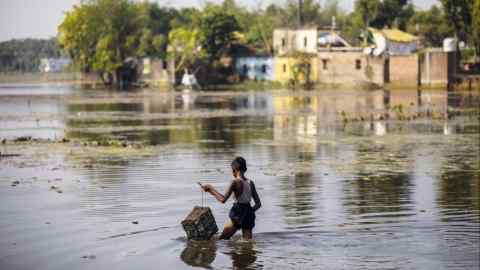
141, 58, 174, 87
293, 29, 318, 54
420, 49, 454, 87
274, 56, 319, 83
235, 57, 274, 81
273, 28, 318, 55
316, 52, 385, 86
389, 54, 418, 86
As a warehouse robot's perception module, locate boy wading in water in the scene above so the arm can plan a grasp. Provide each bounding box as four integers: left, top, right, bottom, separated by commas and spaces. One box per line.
200, 157, 261, 240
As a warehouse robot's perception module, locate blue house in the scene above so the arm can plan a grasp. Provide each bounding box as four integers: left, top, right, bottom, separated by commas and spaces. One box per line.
235, 56, 274, 81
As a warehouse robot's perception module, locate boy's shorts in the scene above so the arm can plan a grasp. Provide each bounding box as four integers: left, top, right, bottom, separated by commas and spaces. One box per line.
229, 203, 255, 230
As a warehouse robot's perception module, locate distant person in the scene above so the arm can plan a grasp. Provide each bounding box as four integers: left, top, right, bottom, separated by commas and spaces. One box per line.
181, 68, 192, 90
200, 157, 261, 240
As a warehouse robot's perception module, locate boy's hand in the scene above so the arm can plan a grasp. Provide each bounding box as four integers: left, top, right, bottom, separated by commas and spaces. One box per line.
202, 184, 212, 192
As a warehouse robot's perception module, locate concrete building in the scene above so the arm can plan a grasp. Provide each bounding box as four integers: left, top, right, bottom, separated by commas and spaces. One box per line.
235, 56, 274, 81
140, 58, 175, 87
419, 48, 456, 88
317, 49, 385, 86
274, 54, 319, 84
273, 27, 351, 56
39, 58, 71, 73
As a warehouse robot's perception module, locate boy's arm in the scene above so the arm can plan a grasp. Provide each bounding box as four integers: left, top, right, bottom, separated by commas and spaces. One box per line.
251, 181, 262, 212
204, 181, 235, 204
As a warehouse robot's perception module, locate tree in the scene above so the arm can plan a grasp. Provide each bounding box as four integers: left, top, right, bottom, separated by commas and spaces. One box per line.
407, 5, 453, 47
0, 38, 61, 72
58, 0, 146, 88
167, 27, 205, 72
472, 0, 480, 61
440, 0, 477, 62
355, 0, 380, 45
198, 6, 240, 63
372, 0, 414, 30
285, 0, 321, 27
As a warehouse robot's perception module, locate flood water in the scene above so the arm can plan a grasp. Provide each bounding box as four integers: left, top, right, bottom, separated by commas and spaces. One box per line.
0, 84, 479, 270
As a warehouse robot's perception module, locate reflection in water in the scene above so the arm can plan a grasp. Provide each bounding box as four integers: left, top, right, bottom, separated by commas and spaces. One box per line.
180, 240, 217, 268
0, 85, 479, 269
180, 240, 259, 270
225, 241, 259, 270
342, 143, 415, 224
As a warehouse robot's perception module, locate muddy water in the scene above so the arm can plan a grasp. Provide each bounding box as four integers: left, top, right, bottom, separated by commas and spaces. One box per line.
0, 85, 479, 270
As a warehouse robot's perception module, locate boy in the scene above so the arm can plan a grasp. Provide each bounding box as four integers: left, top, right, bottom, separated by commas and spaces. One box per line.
200, 157, 261, 240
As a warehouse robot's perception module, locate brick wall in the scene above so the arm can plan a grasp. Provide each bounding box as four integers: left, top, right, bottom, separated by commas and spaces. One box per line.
420, 50, 452, 87
316, 52, 385, 86
389, 54, 418, 86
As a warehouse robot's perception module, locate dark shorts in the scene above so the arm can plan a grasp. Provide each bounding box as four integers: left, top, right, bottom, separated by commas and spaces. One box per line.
229, 203, 255, 230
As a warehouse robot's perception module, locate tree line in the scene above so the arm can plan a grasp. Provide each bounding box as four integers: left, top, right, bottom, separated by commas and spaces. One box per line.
1, 0, 478, 85
0, 38, 61, 72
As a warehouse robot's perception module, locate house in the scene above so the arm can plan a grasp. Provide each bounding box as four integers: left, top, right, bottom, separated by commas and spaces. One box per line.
272, 26, 384, 86
235, 56, 274, 81
274, 54, 319, 84
39, 58, 71, 73
273, 26, 351, 56
140, 57, 175, 87
368, 28, 419, 56
317, 49, 385, 86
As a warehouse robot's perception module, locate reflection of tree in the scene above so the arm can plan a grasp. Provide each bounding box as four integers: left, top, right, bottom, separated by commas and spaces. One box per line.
437, 155, 480, 212
342, 143, 414, 219
278, 151, 317, 226
344, 173, 413, 217
180, 240, 217, 268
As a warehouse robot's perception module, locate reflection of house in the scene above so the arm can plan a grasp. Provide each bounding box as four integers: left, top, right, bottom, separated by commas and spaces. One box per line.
39, 58, 71, 72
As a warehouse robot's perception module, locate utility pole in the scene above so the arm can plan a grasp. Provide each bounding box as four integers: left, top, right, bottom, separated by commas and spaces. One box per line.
298, 0, 303, 28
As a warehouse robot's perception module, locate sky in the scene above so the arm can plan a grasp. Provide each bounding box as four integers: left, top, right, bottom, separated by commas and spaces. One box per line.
0, 0, 440, 42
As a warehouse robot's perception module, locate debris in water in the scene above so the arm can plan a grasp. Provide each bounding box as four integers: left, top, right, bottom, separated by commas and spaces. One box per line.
81, 255, 96, 260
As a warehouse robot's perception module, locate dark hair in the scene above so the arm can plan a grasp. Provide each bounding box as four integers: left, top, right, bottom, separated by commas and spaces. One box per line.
231, 156, 247, 173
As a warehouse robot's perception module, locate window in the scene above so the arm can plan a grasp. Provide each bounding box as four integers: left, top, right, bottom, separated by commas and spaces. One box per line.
262, 64, 267, 73
322, 59, 328, 70
283, 64, 287, 73
282, 38, 286, 48
304, 37, 308, 48
355, 59, 361, 70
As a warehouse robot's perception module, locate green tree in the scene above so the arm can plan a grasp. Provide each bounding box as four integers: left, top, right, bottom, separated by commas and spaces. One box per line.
167, 28, 205, 72
472, 0, 480, 61
355, 0, 380, 45
198, 6, 240, 62
285, 0, 321, 27
372, 0, 414, 30
440, 0, 477, 62
58, 0, 145, 87
0, 38, 61, 72
407, 5, 453, 47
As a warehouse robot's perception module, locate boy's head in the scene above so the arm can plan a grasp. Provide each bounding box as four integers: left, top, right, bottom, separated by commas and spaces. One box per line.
231, 156, 247, 177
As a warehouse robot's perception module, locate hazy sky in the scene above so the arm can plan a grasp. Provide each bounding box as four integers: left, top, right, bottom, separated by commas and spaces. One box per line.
0, 0, 440, 42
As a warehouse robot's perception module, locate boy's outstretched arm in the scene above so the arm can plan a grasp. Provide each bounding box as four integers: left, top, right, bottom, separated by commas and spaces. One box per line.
251, 182, 262, 212
203, 181, 234, 204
